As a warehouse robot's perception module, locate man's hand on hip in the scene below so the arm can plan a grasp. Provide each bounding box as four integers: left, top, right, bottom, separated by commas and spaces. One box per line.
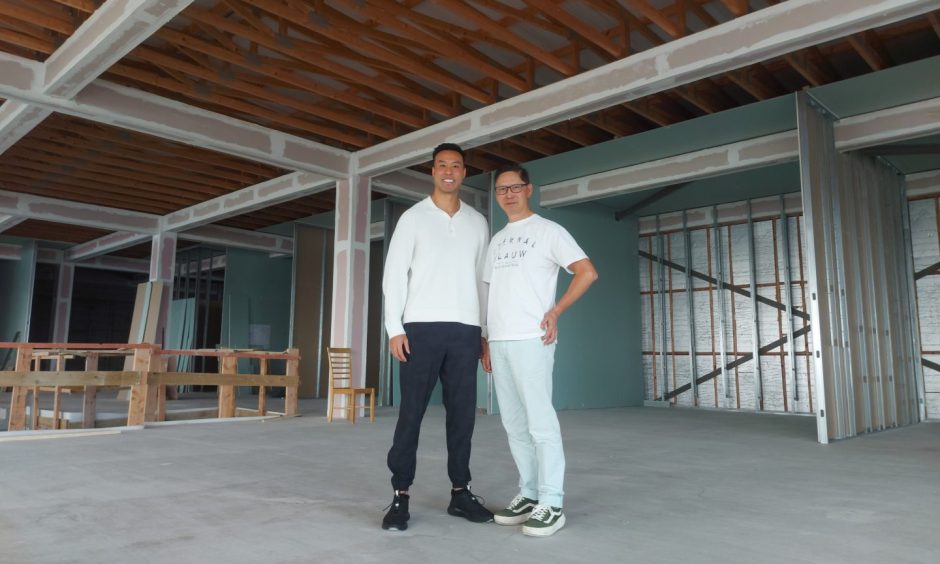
390, 334, 410, 362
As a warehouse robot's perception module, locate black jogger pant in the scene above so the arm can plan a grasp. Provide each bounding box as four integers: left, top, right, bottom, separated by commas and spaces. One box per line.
387, 322, 482, 491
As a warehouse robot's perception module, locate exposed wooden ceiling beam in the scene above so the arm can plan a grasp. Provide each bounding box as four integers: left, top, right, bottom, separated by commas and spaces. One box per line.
204, 1, 459, 117
726, 64, 786, 101
524, 0, 625, 59
785, 48, 839, 87
249, 0, 495, 104
107, 60, 372, 147
350, 0, 529, 92
848, 30, 892, 71
719, 0, 749, 17
39, 119, 283, 179
929, 12, 940, 38
622, 0, 681, 39
152, 28, 422, 132
437, 0, 578, 77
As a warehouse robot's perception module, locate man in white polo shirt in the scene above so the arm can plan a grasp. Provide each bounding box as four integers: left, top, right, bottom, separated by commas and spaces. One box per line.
381, 143, 493, 531
482, 163, 598, 537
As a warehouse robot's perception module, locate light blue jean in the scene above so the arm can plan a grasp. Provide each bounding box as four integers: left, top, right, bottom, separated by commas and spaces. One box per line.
490, 338, 565, 508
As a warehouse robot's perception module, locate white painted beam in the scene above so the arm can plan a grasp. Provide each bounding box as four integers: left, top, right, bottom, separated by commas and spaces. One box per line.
834, 95, 940, 151
162, 171, 333, 232
79, 256, 150, 274
65, 231, 151, 262
637, 193, 803, 235
372, 169, 489, 213
0, 189, 160, 233
179, 225, 294, 255
906, 169, 940, 198
542, 94, 940, 207
0, 0, 195, 155
0, 243, 23, 260
177, 254, 226, 276
0, 214, 26, 232
541, 131, 799, 207
45, 0, 194, 96
371, 170, 433, 201
0, 52, 350, 176
356, 0, 937, 176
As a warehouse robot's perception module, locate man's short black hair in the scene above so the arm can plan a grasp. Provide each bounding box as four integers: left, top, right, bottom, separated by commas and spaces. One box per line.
494, 163, 531, 185
432, 142, 465, 161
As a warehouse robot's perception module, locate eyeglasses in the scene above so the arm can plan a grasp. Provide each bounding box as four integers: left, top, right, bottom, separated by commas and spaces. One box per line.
494, 183, 527, 195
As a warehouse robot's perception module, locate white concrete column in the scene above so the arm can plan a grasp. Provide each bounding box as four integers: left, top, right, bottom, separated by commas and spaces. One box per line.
330, 167, 371, 388
51, 262, 75, 343
150, 232, 177, 346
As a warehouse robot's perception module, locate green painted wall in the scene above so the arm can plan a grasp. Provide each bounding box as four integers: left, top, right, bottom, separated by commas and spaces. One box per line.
0, 239, 37, 351
485, 187, 643, 411
220, 249, 293, 369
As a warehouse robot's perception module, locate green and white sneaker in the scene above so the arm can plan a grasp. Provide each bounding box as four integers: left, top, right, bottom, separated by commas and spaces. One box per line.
522, 504, 565, 537
494, 495, 538, 525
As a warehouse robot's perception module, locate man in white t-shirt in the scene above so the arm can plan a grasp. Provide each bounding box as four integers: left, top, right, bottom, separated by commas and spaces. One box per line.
482, 163, 598, 537
381, 143, 493, 531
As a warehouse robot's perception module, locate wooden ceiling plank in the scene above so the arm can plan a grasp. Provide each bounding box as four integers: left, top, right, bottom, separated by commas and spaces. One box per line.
848, 30, 892, 71
0, 25, 57, 53
719, 0, 749, 17
784, 49, 836, 87
578, 112, 641, 138
19, 135, 257, 191
342, 0, 528, 92
524, 0, 624, 59
2, 173, 186, 214
4, 155, 208, 204
470, 0, 570, 38
40, 119, 284, 180
11, 143, 230, 198
152, 28, 420, 132
107, 61, 372, 147
726, 63, 785, 101
49, 0, 99, 13
438, 0, 578, 77
248, 0, 495, 104
929, 12, 940, 38
0, 2, 75, 35
190, 2, 455, 117
622, 0, 681, 39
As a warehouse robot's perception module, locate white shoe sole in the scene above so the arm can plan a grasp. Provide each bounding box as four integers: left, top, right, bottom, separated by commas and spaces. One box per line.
494, 513, 530, 525
522, 514, 566, 537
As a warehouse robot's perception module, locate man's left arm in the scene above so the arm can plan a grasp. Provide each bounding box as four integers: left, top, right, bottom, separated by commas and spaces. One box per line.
540, 258, 598, 345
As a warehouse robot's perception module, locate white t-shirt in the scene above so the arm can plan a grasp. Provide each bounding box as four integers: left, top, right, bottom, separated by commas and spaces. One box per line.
383, 197, 489, 338
483, 214, 587, 341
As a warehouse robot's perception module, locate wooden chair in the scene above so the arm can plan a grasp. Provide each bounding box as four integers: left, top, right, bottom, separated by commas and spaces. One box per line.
325, 347, 375, 423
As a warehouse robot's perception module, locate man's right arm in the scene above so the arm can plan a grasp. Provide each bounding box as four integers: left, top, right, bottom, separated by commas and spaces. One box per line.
383, 214, 414, 362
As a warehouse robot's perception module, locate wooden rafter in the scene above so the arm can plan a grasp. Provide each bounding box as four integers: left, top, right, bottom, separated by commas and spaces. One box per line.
248, 0, 495, 104
785, 47, 840, 87
848, 30, 892, 71
622, 0, 680, 39
523, 0, 624, 59
437, 0, 578, 77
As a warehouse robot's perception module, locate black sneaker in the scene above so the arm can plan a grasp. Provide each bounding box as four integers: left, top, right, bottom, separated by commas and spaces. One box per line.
447, 487, 494, 523
382, 492, 410, 531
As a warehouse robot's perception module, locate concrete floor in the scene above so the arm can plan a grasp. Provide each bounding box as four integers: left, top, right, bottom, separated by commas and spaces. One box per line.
1, 403, 938, 564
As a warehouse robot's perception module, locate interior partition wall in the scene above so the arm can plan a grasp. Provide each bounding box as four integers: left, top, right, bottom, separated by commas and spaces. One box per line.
638, 195, 815, 415
637, 148, 927, 442
796, 92, 921, 442
905, 174, 940, 420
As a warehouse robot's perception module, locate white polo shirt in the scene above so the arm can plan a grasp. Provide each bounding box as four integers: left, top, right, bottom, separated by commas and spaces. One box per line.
483, 214, 587, 341
383, 196, 489, 338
